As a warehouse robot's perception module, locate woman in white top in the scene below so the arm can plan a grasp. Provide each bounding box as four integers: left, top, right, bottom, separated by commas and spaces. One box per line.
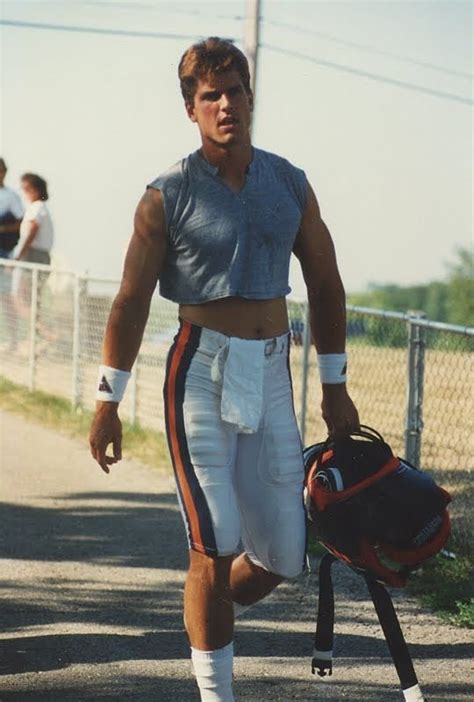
15, 173, 54, 264
5, 173, 54, 350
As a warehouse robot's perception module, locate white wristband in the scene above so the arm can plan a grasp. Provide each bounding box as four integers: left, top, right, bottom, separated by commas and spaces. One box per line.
96, 365, 131, 402
317, 353, 347, 384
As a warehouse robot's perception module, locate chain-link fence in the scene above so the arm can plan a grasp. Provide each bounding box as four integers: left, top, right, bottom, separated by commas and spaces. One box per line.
301, 305, 473, 553
1, 260, 472, 552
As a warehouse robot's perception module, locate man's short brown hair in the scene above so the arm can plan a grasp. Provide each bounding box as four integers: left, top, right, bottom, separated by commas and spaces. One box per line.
178, 37, 251, 105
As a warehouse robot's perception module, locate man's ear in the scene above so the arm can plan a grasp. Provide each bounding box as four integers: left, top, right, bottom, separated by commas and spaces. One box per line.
185, 100, 197, 123
248, 89, 254, 112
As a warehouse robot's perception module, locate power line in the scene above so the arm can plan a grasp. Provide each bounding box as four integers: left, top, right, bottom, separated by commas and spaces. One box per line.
82, 1, 164, 9
263, 43, 472, 106
80, 1, 243, 22
80, 2, 473, 82
2, 18, 470, 105
0, 18, 231, 42
264, 18, 473, 82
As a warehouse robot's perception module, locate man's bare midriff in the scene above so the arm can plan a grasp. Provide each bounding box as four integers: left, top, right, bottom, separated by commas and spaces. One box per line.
179, 296, 289, 339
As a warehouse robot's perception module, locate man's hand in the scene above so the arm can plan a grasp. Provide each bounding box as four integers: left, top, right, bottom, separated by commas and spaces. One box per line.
89, 402, 123, 474
321, 384, 360, 439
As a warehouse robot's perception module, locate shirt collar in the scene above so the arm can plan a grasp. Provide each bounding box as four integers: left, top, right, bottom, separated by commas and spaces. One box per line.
193, 147, 256, 178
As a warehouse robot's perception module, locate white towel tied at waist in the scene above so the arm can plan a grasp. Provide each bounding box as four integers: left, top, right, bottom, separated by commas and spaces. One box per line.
211, 337, 265, 433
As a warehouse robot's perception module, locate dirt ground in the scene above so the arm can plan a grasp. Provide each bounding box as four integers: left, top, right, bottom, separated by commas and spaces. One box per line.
0, 410, 472, 702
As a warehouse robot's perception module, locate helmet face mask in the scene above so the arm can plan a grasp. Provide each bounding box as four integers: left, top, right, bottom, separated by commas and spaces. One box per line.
304, 426, 451, 586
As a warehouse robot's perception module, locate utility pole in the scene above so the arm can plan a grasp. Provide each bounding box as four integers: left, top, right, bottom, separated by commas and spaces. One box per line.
244, 0, 261, 133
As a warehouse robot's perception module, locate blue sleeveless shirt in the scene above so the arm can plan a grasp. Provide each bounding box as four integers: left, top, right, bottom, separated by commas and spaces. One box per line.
147, 147, 307, 304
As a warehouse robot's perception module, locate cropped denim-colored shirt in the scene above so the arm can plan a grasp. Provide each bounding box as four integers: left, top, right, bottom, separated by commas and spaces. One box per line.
147, 147, 307, 304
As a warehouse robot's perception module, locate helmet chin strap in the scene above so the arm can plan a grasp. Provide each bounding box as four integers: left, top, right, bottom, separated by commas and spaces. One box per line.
312, 552, 426, 701
312, 552, 336, 677
364, 575, 423, 699
304, 424, 450, 700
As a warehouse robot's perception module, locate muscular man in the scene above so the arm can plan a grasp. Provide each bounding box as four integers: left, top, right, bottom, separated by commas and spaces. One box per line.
89, 37, 359, 702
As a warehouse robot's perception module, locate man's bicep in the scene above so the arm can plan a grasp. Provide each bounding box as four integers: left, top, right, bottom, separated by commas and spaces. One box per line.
293, 182, 340, 286
120, 188, 167, 300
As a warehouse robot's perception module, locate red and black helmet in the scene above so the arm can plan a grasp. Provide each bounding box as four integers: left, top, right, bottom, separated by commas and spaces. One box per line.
303, 426, 452, 587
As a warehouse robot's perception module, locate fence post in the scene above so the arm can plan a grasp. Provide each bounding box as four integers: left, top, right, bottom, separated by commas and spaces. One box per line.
28, 267, 39, 391
72, 275, 85, 408
404, 311, 426, 467
300, 301, 311, 445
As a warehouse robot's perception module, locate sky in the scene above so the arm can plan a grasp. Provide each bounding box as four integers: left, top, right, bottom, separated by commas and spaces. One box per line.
0, 0, 472, 296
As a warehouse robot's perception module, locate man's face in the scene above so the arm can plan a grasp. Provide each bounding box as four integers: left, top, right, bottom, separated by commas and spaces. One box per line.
186, 70, 253, 148
0, 166, 6, 187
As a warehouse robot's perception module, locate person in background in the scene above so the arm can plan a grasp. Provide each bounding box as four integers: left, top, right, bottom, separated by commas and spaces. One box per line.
0, 158, 24, 259
0, 158, 24, 351
4, 173, 54, 352
15, 173, 54, 265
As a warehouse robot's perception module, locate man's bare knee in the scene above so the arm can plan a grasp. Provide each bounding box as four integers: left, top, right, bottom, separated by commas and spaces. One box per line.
231, 553, 284, 606
188, 550, 234, 589
185, 551, 235, 650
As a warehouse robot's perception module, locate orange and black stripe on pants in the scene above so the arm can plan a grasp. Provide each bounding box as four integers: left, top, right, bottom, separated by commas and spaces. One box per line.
163, 320, 217, 556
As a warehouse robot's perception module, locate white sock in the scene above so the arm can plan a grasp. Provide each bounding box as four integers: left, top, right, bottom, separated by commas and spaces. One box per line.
191, 641, 235, 702
403, 684, 425, 701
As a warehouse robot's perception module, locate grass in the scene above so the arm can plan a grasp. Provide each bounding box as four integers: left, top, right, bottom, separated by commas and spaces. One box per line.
409, 551, 473, 628
1, 375, 472, 628
0, 375, 170, 470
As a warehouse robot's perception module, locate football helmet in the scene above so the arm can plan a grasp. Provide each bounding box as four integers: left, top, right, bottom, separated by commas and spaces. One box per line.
304, 425, 451, 587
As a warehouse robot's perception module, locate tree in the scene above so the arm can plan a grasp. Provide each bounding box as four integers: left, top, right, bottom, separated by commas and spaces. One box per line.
347, 247, 473, 327
445, 247, 474, 327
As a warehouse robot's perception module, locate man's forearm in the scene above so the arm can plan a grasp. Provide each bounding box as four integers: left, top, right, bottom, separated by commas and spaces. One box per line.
102, 293, 151, 371
307, 279, 346, 354
0, 221, 21, 235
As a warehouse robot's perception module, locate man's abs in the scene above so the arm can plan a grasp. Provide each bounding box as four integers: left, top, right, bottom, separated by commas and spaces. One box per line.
179, 296, 289, 339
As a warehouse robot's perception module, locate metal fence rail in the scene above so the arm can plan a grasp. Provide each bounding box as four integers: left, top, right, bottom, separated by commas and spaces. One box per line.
1, 260, 472, 552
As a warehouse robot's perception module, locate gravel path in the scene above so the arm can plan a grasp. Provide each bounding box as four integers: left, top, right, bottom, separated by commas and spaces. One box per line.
0, 410, 472, 702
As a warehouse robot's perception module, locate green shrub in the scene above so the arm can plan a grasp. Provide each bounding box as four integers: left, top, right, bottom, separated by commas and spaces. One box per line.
409, 552, 473, 628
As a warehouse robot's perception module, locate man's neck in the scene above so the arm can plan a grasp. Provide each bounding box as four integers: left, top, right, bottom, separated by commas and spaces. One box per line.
200, 139, 252, 179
